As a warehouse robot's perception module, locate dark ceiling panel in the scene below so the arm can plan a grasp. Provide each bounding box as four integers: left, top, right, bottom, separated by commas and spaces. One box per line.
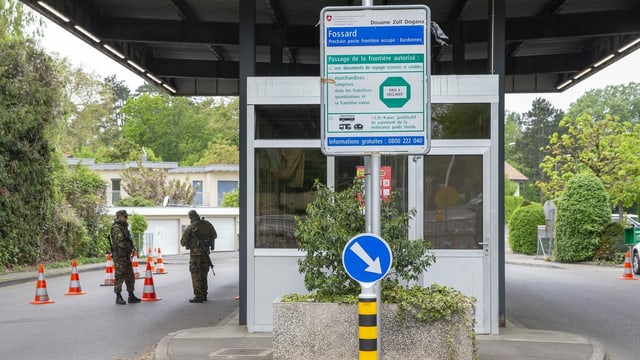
21, 0, 640, 95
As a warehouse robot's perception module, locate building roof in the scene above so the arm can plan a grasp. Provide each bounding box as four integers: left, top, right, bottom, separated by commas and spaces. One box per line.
505, 162, 528, 182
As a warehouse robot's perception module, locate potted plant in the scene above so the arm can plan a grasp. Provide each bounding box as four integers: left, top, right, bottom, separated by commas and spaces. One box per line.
272, 180, 477, 360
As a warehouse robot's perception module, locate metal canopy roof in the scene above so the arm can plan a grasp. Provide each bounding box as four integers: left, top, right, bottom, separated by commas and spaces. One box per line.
23, 0, 640, 96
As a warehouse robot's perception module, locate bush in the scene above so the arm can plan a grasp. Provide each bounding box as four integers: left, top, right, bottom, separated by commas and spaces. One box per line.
593, 222, 624, 262
294, 180, 435, 300
508, 204, 545, 255
555, 173, 610, 262
505, 195, 524, 224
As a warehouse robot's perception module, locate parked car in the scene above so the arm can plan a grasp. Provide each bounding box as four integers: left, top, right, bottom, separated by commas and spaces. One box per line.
466, 193, 482, 211
611, 214, 640, 227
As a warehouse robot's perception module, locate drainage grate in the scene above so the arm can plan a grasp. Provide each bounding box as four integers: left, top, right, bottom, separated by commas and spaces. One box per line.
210, 348, 272, 357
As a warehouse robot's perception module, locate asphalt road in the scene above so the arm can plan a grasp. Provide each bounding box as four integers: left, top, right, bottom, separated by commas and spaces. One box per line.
506, 262, 640, 360
0, 253, 240, 360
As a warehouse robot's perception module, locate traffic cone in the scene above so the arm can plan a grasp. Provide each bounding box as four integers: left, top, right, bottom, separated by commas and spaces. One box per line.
619, 250, 637, 280
64, 259, 86, 295
141, 262, 161, 301
153, 248, 167, 274
146, 247, 155, 273
131, 251, 142, 279
100, 253, 115, 286
30, 264, 54, 304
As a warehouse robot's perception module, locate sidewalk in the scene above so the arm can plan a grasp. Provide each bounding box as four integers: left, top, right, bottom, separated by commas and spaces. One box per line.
0, 252, 607, 360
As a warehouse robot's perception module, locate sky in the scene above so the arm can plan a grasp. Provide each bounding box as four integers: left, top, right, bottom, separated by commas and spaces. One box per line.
38, 15, 640, 114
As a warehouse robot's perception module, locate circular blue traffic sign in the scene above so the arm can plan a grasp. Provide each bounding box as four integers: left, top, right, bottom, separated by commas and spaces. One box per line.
342, 233, 392, 285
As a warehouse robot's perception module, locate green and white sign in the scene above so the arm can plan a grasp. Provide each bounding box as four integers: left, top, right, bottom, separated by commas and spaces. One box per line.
320, 5, 431, 155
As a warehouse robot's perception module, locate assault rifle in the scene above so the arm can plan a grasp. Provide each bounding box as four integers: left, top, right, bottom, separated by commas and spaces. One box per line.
193, 226, 215, 276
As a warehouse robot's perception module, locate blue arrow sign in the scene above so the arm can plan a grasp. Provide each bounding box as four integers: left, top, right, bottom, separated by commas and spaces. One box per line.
342, 233, 392, 284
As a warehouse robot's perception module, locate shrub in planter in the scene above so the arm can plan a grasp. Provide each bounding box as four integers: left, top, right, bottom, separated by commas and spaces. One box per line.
278, 180, 477, 359
294, 180, 435, 299
508, 203, 545, 255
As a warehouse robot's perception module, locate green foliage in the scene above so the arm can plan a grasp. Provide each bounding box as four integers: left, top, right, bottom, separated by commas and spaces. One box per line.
0, 37, 60, 267
555, 173, 610, 262
539, 114, 640, 211
129, 214, 148, 236
294, 180, 435, 299
508, 204, 545, 255
566, 82, 640, 124
282, 283, 473, 324
120, 94, 239, 165
116, 197, 156, 207
384, 284, 474, 323
129, 213, 148, 251
515, 98, 564, 201
120, 161, 194, 206
593, 222, 624, 262
221, 187, 239, 207
53, 163, 107, 257
504, 195, 524, 223
504, 175, 517, 196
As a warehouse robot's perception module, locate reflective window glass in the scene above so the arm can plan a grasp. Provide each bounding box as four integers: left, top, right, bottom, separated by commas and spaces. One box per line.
432, 103, 490, 139
423, 155, 483, 249
255, 105, 320, 139
255, 149, 326, 248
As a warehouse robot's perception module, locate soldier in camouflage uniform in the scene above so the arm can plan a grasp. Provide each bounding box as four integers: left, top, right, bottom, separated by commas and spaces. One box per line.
111, 210, 141, 305
180, 209, 216, 303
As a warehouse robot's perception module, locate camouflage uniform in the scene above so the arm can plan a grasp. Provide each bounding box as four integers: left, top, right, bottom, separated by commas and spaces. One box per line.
111, 210, 140, 305
181, 210, 216, 303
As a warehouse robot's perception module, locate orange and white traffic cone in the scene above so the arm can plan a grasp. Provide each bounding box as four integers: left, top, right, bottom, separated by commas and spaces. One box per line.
153, 248, 167, 274
100, 253, 115, 286
64, 259, 86, 295
619, 250, 637, 280
131, 251, 142, 279
141, 262, 161, 301
146, 247, 155, 273
30, 264, 54, 304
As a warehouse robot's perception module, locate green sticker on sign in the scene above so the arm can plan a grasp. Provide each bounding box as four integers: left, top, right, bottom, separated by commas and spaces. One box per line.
379, 77, 411, 108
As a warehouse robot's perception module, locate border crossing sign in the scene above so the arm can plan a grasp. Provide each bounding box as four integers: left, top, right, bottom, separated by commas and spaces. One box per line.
320, 5, 431, 155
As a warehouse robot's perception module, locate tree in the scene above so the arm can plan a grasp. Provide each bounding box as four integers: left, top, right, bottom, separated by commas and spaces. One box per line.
539, 114, 640, 216
0, 0, 42, 39
566, 83, 640, 124
120, 162, 195, 205
516, 98, 564, 200
554, 173, 610, 262
221, 187, 239, 207
0, 36, 60, 266
193, 139, 239, 165
120, 94, 216, 163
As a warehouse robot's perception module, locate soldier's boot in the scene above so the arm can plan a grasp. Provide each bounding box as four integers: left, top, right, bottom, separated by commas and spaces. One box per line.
127, 291, 141, 304
189, 296, 204, 303
115, 293, 127, 305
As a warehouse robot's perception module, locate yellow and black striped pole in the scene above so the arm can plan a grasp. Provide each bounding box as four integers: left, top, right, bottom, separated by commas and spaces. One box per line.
358, 294, 378, 360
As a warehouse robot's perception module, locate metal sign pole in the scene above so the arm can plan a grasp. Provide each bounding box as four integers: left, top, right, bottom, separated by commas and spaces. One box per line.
365, 153, 382, 359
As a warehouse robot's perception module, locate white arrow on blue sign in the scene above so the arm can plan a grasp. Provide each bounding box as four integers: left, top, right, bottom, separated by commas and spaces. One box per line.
342, 233, 393, 285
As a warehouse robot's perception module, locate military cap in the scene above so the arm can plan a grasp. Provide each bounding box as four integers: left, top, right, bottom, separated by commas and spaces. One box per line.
188, 209, 199, 220
115, 209, 129, 217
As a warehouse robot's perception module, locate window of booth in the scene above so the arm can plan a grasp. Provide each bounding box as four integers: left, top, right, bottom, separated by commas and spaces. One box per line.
431, 103, 490, 139
255, 105, 320, 140
334, 155, 409, 215
254, 148, 326, 248
423, 154, 483, 249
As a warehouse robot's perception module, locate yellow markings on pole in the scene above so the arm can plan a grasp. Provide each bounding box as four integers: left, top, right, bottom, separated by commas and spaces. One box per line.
359, 296, 377, 360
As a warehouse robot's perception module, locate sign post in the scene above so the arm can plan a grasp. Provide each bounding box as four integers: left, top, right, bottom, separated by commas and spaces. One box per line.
343, 233, 392, 360
320, 5, 431, 156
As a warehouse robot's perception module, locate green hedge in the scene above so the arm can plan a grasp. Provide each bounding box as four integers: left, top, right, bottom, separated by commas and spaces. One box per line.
555, 174, 610, 263
508, 204, 545, 255
505, 195, 524, 224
